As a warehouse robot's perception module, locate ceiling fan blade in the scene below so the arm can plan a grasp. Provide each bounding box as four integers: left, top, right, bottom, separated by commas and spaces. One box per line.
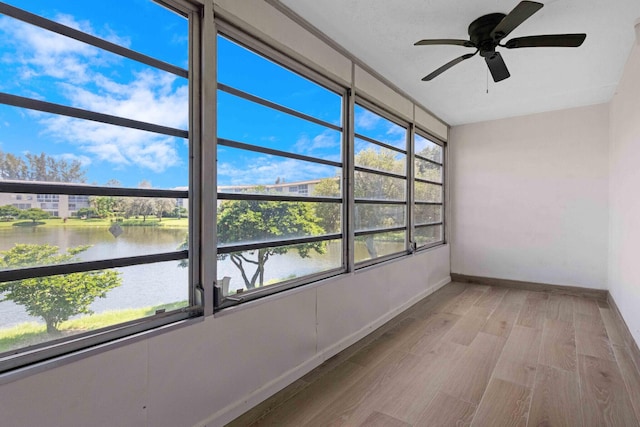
504, 34, 586, 48
422, 52, 477, 81
485, 52, 510, 82
490, 1, 544, 42
414, 39, 476, 48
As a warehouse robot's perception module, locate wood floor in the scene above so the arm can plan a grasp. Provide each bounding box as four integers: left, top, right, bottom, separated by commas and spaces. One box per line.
227, 282, 640, 427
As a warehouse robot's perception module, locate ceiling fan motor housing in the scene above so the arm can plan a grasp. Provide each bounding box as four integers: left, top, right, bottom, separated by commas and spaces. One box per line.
469, 13, 506, 57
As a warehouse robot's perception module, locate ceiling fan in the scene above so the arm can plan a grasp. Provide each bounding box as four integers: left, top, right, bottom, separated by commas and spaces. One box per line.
414, 1, 586, 82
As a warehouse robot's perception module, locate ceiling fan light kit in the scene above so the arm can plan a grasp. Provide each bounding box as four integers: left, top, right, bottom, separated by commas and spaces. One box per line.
415, 1, 586, 82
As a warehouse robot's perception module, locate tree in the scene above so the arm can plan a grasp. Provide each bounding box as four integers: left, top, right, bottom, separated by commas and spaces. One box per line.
173, 206, 187, 219
217, 199, 326, 289
122, 180, 155, 221
0, 150, 86, 182
311, 178, 341, 233
90, 196, 123, 219
416, 145, 443, 183
0, 204, 21, 218
0, 244, 121, 334
314, 148, 405, 258
154, 198, 176, 221
18, 208, 50, 224
0, 151, 28, 180
75, 207, 98, 218
123, 197, 155, 221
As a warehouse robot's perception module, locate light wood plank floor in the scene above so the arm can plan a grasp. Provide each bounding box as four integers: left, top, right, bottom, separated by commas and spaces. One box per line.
227, 282, 640, 427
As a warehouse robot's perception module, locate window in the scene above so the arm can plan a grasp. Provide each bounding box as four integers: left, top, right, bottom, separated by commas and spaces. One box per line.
414, 131, 445, 248
353, 101, 409, 265
0, 0, 200, 373
215, 31, 345, 307
37, 195, 59, 202
0, 1, 448, 375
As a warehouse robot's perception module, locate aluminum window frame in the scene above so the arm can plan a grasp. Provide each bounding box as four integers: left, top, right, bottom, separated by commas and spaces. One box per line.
214, 25, 349, 309
353, 96, 411, 268
0, 0, 203, 375
413, 128, 447, 251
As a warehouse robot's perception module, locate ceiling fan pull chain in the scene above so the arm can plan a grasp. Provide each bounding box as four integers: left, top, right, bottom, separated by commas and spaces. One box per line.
486, 67, 489, 94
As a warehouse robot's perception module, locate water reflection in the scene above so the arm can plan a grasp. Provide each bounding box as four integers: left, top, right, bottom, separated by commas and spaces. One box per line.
0, 226, 405, 328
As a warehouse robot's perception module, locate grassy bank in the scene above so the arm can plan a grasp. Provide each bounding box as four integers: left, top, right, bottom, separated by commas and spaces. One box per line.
0, 301, 188, 353
0, 217, 189, 229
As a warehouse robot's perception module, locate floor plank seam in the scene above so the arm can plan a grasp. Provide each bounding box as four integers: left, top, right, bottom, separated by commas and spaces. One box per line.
468, 296, 524, 426
573, 297, 588, 427
611, 342, 640, 424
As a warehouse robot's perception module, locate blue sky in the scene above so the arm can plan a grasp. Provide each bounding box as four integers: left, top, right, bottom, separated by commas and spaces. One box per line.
0, 1, 409, 189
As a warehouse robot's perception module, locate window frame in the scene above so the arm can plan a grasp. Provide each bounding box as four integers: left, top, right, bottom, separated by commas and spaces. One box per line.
412, 128, 447, 251
0, 0, 203, 375
0, 0, 450, 378
352, 96, 411, 269
214, 24, 349, 310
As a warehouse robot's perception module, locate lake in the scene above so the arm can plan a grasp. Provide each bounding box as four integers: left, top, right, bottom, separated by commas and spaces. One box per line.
0, 225, 403, 328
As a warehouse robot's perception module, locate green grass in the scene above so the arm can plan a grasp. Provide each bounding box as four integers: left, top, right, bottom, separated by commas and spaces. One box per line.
0, 300, 188, 353
0, 217, 189, 229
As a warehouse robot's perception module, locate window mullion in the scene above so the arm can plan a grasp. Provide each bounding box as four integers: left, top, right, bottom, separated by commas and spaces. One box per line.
408, 121, 416, 252
201, 1, 217, 316
346, 76, 356, 272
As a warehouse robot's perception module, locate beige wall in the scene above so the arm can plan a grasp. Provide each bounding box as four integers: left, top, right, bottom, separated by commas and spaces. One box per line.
450, 103, 610, 289
609, 39, 640, 344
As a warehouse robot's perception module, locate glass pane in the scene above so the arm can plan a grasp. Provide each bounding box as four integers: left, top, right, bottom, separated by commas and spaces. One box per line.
218, 239, 342, 295
355, 140, 406, 174
218, 91, 342, 162
415, 182, 442, 203
415, 158, 443, 183
217, 147, 341, 192
0, 193, 188, 270
217, 200, 330, 246
414, 204, 442, 225
415, 225, 443, 246
0, 0, 189, 67
0, 104, 189, 189
355, 204, 405, 232
355, 231, 406, 263
415, 134, 443, 163
0, 261, 188, 354
354, 104, 406, 150
0, 14, 188, 130
355, 171, 406, 201
217, 35, 342, 124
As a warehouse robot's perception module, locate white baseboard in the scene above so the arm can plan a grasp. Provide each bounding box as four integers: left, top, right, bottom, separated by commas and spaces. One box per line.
199, 275, 451, 427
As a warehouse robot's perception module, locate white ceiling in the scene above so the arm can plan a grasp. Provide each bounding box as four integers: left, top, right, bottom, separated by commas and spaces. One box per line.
279, 0, 640, 126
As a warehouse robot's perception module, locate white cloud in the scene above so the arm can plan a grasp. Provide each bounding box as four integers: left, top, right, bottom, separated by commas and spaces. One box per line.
355, 109, 381, 130
0, 13, 187, 174
386, 124, 406, 136
40, 115, 181, 173
55, 152, 92, 167
0, 16, 100, 83
60, 70, 189, 129
218, 156, 336, 186
293, 129, 340, 155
